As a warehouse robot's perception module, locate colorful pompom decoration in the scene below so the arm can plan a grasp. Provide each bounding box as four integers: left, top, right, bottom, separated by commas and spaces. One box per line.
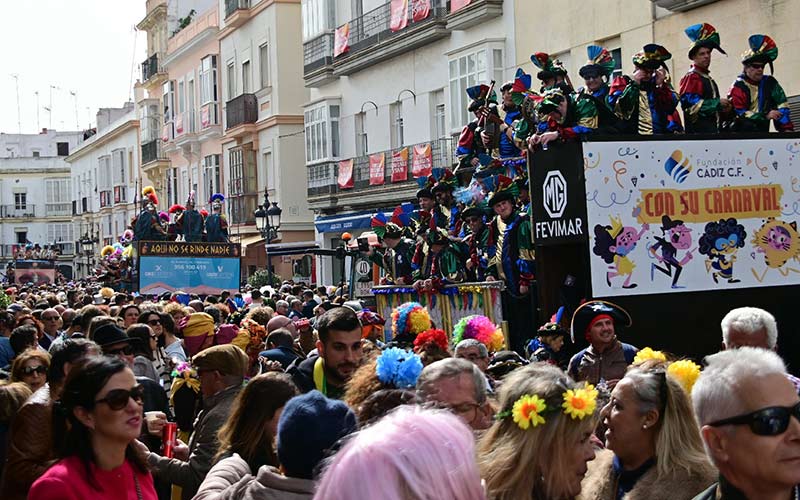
376, 347, 424, 389
452, 315, 505, 352
391, 302, 431, 342
413, 328, 449, 353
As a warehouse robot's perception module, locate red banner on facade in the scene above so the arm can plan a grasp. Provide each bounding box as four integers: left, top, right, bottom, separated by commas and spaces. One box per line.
390, 0, 408, 32
334, 23, 350, 57
450, 0, 471, 13
369, 153, 385, 186
412, 0, 430, 21
411, 143, 433, 178
200, 105, 210, 128
391, 148, 409, 182
338, 159, 354, 189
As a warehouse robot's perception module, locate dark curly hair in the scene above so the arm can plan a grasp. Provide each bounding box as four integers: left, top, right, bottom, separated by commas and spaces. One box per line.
698, 218, 746, 257
593, 224, 617, 264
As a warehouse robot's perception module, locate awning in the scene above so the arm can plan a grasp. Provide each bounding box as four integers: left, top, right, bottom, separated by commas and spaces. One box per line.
232, 234, 264, 257
314, 210, 392, 234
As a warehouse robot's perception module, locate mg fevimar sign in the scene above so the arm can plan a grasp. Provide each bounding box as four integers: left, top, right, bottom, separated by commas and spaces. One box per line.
536, 170, 584, 240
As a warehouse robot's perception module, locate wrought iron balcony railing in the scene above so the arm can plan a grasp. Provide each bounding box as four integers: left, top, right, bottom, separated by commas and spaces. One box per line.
225, 94, 258, 130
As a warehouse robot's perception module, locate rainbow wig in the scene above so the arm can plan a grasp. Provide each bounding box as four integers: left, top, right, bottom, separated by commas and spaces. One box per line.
452, 315, 505, 352
391, 302, 432, 343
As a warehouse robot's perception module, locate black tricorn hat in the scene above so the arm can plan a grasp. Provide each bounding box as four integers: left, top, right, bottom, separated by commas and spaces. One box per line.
570, 300, 632, 344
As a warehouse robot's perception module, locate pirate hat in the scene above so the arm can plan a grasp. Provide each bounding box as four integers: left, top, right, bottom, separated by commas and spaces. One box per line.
531, 52, 568, 82
487, 175, 520, 207
579, 45, 616, 79
460, 200, 489, 220
429, 168, 457, 195
741, 34, 778, 73
632, 44, 672, 71
416, 176, 434, 200
570, 300, 632, 344
535, 88, 569, 117
466, 84, 498, 113
685, 23, 726, 59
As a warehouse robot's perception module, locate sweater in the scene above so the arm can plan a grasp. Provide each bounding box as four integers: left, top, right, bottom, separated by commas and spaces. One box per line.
194, 454, 314, 500
28, 455, 157, 500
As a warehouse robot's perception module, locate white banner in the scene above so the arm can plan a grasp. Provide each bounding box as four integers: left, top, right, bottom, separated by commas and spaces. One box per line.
584, 138, 800, 297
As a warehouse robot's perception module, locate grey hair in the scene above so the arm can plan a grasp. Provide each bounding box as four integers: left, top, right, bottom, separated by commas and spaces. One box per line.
276, 300, 290, 309
720, 307, 778, 349
454, 339, 488, 358
693, 347, 787, 427
416, 358, 487, 405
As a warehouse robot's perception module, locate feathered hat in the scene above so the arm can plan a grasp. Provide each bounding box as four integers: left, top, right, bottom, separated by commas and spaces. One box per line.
371, 213, 402, 240
141, 185, 158, 206
158, 211, 169, 222
452, 315, 505, 352
210, 193, 225, 209
429, 168, 457, 195
186, 190, 196, 206
466, 84, 498, 113
579, 45, 616, 79
487, 175, 520, 207
168, 204, 186, 214
632, 44, 672, 71
416, 176, 434, 200
509, 68, 542, 121
460, 200, 489, 220
199, 209, 209, 217
741, 34, 778, 73
531, 52, 568, 82
535, 88, 569, 117
425, 227, 451, 246
390, 302, 432, 344
685, 23, 726, 59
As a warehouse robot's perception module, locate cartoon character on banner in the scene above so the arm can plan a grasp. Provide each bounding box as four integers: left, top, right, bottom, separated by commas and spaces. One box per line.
593, 214, 649, 289
750, 217, 800, 282
648, 215, 695, 288
698, 218, 746, 284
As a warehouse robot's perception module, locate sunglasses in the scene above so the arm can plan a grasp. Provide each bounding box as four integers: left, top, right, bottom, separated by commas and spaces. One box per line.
106, 345, 134, 356
95, 385, 145, 411
22, 365, 47, 375
148, 319, 162, 326
709, 402, 800, 436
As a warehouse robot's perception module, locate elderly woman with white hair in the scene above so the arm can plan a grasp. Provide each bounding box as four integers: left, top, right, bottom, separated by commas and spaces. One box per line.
692, 347, 800, 500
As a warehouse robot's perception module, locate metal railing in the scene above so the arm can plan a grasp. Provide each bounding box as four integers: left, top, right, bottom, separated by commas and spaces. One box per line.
0, 243, 75, 258
141, 139, 166, 165
226, 94, 258, 129
224, 0, 250, 19
307, 136, 456, 198
303, 32, 334, 74
141, 53, 161, 82
0, 205, 36, 218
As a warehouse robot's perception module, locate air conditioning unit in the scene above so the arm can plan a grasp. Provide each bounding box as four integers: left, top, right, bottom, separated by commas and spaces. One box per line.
652, 0, 718, 12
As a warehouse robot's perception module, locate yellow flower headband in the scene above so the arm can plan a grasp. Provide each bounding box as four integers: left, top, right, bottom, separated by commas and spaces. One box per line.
633, 347, 702, 395
496, 385, 599, 430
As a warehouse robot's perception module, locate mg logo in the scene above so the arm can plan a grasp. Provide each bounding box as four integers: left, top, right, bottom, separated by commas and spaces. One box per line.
543, 171, 567, 218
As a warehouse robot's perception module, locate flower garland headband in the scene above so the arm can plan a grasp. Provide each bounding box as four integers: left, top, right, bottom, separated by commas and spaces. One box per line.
496, 384, 599, 430
633, 347, 702, 395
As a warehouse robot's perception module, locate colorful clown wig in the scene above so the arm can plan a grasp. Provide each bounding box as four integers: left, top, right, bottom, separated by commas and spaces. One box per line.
100, 245, 114, 258
391, 302, 432, 344
452, 315, 505, 353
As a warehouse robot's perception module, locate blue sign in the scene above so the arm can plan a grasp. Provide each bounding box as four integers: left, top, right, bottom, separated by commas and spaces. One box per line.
139, 255, 240, 295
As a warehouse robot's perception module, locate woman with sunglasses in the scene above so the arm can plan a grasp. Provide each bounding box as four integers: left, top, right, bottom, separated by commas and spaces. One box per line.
29, 356, 157, 500
10, 349, 50, 393
138, 311, 172, 387
579, 359, 715, 500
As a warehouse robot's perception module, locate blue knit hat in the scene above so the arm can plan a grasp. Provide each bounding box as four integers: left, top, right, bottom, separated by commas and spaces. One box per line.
277, 390, 358, 479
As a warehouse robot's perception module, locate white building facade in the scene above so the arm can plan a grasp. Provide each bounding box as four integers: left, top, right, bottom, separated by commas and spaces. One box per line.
301, 0, 516, 284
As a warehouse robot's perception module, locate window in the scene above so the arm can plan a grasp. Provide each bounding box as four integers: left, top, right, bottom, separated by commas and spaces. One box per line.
263, 150, 274, 192
226, 62, 236, 100
32, 150, 40, 158
46, 179, 71, 215
228, 146, 257, 225
191, 166, 199, 201
259, 43, 270, 89
56, 142, 69, 156
200, 55, 218, 104
448, 46, 504, 131
47, 223, 74, 245
303, 103, 340, 164
141, 103, 160, 142
112, 149, 126, 185
242, 61, 251, 94
611, 47, 623, 79
203, 154, 221, 198
355, 112, 367, 156
178, 80, 185, 115
16, 231, 27, 245
302, 0, 334, 40
14, 192, 26, 210
187, 78, 196, 131
390, 101, 404, 149
431, 89, 446, 139
163, 81, 175, 122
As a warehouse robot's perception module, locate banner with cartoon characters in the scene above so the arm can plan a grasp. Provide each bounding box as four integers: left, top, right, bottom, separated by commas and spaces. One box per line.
583, 138, 800, 297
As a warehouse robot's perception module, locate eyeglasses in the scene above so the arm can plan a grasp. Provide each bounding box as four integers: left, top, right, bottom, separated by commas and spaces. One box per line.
94, 385, 145, 411
106, 345, 134, 356
148, 319, 161, 326
708, 402, 800, 436
42, 315, 59, 321
22, 365, 47, 375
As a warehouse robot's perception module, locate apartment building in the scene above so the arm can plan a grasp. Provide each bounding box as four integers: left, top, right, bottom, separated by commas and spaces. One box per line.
65, 104, 141, 279
302, 0, 516, 284
0, 129, 83, 280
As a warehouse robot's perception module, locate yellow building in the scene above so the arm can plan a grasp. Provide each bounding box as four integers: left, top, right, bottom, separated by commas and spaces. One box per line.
513, 0, 799, 117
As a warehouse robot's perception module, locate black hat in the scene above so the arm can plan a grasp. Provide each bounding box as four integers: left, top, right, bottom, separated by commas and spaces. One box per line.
570, 300, 631, 344
93, 323, 138, 348
416, 187, 433, 200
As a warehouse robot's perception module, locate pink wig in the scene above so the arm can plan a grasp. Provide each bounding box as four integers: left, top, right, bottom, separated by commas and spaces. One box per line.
313, 406, 486, 500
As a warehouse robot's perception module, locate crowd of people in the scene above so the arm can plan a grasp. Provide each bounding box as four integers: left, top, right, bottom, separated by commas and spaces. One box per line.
0, 276, 797, 500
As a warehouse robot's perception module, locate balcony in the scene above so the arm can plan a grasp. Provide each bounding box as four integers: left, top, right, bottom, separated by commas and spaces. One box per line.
303, 33, 336, 87
198, 102, 222, 140
0, 205, 36, 218
225, 93, 258, 138
306, 136, 456, 210
446, 0, 503, 31
650, 0, 719, 11
46, 203, 71, 217
165, 7, 218, 64
332, 0, 449, 77
224, 0, 251, 28
141, 53, 167, 88
141, 139, 170, 180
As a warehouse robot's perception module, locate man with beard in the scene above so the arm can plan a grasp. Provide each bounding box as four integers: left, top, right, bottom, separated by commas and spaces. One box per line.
567, 300, 638, 387
287, 306, 363, 400
679, 23, 730, 134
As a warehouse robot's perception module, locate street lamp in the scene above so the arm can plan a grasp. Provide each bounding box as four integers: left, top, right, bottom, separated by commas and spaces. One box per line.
254, 188, 282, 285
79, 229, 98, 280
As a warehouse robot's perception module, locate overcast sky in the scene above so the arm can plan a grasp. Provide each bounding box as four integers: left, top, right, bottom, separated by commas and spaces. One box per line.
0, 0, 146, 134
